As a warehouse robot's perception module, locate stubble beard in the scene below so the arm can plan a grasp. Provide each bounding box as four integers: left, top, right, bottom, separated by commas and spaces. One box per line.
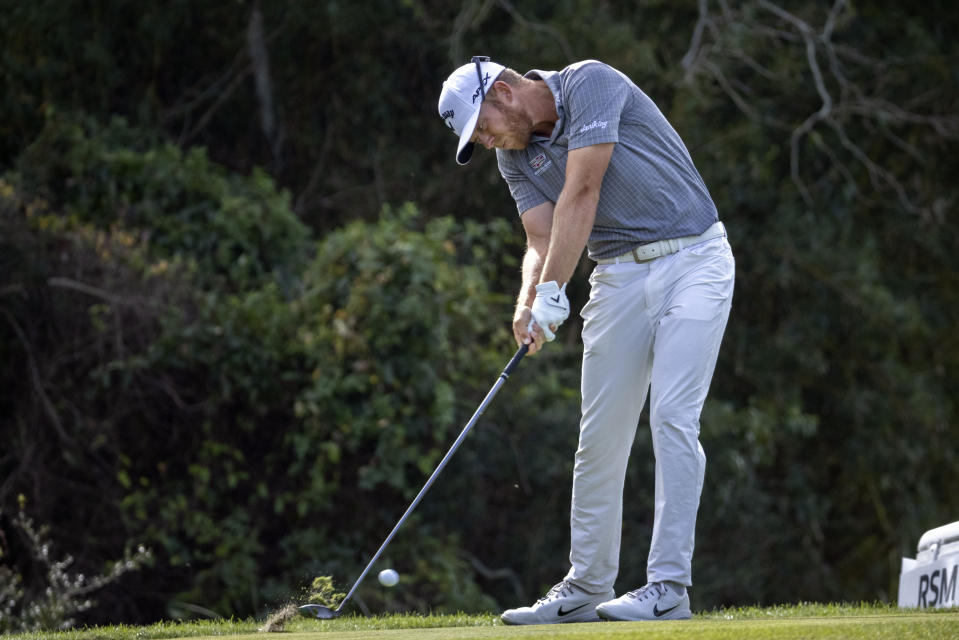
492, 99, 535, 150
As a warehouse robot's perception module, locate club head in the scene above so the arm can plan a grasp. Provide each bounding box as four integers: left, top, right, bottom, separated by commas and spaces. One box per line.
298, 603, 340, 619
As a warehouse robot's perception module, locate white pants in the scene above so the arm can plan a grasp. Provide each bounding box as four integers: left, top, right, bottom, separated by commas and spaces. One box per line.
565, 235, 734, 593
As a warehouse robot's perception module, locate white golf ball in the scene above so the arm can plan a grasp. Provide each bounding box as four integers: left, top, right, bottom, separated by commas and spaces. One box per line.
378, 569, 399, 587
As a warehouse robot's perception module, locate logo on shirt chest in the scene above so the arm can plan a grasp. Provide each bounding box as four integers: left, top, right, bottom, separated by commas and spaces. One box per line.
528, 152, 553, 176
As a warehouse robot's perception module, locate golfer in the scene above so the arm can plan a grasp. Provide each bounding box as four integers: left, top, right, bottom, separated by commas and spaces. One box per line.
438, 57, 734, 624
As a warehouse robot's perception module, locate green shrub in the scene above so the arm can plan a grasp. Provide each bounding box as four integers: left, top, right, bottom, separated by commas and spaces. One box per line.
94, 203, 523, 616
0, 500, 151, 632
11, 114, 311, 292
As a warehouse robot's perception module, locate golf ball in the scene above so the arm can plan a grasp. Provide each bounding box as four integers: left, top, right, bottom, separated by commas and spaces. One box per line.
378, 569, 399, 587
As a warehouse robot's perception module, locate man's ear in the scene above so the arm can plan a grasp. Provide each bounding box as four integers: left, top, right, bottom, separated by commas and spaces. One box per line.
490, 79, 513, 102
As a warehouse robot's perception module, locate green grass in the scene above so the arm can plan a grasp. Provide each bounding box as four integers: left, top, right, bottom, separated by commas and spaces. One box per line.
4, 603, 958, 640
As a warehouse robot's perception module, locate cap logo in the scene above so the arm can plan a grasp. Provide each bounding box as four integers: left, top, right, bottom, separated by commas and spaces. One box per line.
471, 72, 491, 103
441, 109, 455, 130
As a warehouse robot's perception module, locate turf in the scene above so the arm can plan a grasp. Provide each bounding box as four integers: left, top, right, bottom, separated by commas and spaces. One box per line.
4, 603, 958, 640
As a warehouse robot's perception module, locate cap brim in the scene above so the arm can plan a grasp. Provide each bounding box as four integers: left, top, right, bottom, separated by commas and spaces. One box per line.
455, 107, 480, 165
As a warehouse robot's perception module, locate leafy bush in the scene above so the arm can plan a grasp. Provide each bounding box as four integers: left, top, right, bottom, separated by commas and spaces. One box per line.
110, 204, 519, 616
3, 149, 530, 619
11, 114, 312, 292
0, 498, 151, 632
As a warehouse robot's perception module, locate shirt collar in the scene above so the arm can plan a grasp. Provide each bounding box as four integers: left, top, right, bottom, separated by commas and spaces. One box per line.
524, 69, 564, 145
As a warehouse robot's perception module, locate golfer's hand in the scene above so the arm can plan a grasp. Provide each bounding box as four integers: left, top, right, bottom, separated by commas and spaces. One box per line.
513, 305, 548, 355
530, 281, 570, 342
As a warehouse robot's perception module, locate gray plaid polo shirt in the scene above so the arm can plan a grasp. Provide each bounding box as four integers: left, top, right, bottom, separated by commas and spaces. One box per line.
496, 60, 718, 261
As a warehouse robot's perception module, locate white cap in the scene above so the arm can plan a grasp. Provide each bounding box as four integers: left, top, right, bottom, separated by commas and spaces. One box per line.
438, 56, 506, 165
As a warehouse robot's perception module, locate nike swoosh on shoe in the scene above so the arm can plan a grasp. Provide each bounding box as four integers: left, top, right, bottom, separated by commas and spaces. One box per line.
557, 602, 591, 617
653, 602, 681, 617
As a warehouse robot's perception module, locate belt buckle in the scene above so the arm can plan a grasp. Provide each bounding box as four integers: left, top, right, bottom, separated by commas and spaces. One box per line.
631, 244, 656, 263
642, 243, 662, 261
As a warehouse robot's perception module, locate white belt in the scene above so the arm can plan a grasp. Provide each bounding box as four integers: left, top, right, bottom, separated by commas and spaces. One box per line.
595, 221, 726, 265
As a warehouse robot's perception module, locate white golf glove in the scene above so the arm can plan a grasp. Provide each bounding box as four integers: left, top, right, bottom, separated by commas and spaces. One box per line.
529, 281, 570, 342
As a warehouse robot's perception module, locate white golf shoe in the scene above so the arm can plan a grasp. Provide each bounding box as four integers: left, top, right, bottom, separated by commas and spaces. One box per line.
596, 582, 692, 621
501, 580, 615, 625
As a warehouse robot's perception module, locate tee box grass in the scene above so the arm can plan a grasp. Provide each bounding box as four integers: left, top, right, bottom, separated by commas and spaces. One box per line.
6, 603, 958, 640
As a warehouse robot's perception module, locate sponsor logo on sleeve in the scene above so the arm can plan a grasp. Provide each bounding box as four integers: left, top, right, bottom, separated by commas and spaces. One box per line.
579, 120, 608, 134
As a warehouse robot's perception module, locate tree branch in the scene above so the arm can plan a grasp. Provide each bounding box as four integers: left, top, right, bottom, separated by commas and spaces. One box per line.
682, 0, 711, 77
681, 0, 957, 217
47, 277, 154, 308
497, 0, 576, 62
247, 1, 283, 168
447, 0, 497, 68
1, 309, 74, 448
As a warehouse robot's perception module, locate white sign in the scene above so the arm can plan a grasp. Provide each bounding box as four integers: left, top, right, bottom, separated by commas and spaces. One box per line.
898, 556, 959, 608
899, 521, 959, 608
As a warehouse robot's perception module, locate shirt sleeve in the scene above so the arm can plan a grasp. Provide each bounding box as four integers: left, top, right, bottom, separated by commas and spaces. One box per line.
496, 149, 550, 216
563, 62, 629, 151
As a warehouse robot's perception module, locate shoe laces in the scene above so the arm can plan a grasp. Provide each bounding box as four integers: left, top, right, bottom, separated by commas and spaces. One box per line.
626, 582, 664, 601
537, 580, 574, 604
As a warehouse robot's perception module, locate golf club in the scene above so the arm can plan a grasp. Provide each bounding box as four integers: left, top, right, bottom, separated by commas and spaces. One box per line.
299, 343, 529, 620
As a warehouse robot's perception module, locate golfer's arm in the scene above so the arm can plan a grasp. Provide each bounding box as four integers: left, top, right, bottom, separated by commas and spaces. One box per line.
518, 201, 554, 308
538, 143, 614, 286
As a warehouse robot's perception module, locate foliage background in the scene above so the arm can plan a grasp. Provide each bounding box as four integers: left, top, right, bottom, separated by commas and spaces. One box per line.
1, 0, 957, 627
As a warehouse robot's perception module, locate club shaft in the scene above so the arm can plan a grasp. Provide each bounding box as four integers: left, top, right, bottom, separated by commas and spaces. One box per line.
335, 344, 529, 613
